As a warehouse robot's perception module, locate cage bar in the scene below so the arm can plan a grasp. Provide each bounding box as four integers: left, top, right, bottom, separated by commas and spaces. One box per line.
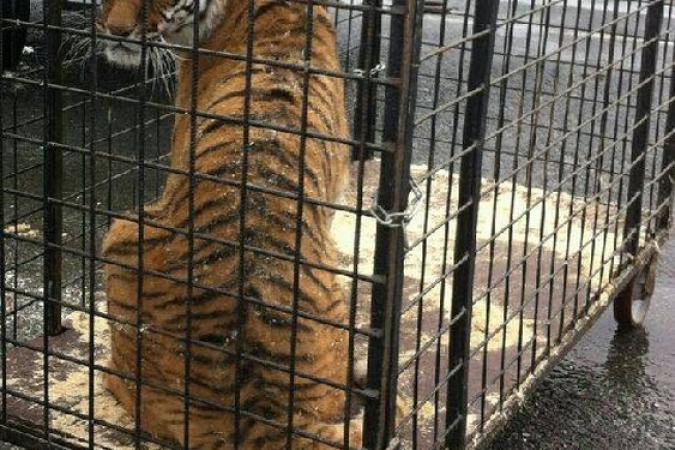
623, 0, 664, 259
657, 33, 675, 232
364, 0, 425, 446
445, 0, 500, 447
42, 0, 64, 337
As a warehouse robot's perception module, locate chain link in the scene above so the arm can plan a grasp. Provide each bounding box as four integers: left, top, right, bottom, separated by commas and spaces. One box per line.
369, 176, 424, 232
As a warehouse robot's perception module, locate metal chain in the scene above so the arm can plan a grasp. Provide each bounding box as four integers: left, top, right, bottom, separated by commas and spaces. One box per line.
369, 176, 424, 230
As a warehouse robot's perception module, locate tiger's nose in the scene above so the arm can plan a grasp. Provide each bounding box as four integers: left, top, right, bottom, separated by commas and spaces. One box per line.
107, 21, 135, 37
106, 4, 137, 37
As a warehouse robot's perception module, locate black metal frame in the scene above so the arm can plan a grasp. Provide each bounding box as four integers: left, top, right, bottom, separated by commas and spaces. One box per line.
1, 0, 674, 449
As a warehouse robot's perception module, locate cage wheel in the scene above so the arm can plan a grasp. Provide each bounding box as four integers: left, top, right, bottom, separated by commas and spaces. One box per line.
614, 253, 658, 329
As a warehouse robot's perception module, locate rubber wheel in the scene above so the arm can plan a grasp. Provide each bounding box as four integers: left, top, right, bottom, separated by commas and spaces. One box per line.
614, 254, 657, 329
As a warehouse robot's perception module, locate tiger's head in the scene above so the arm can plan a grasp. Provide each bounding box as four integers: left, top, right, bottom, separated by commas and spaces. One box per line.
97, 0, 227, 68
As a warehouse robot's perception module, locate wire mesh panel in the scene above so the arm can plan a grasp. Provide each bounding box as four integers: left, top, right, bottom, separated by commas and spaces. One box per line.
396, 0, 675, 449
0, 0, 420, 449
0, 1, 673, 450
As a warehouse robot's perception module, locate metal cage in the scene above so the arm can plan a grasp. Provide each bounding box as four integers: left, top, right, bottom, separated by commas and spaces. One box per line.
0, 0, 673, 449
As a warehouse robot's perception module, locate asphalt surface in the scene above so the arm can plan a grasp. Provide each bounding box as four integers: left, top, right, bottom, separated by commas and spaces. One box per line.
487, 233, 675, 450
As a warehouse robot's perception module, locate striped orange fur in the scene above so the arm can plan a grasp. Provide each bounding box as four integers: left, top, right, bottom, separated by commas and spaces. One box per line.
98, 0, 361, 448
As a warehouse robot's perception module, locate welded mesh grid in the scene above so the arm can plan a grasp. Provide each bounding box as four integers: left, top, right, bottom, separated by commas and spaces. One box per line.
0, 0, 406, 449
394, 1, 675, 449
0, 1, 673, 450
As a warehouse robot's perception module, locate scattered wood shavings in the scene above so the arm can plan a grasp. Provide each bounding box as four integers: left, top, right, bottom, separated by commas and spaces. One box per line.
4, 161, 646, 450
4, 222, 40, 238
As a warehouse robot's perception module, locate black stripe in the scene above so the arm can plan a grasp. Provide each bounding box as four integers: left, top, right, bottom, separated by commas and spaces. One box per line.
168, 161, 242, 215
307, 93, 337, 131
310, 76, 338, 114
168, 243, 238, 273
188, 374, 236, 396
163, 310, 238, 328
158, 283, 237, 308
105, 231, 174, 257
263, 272, 319, 313
203, 89, 249, 113
309, 26, 331, 51
196, 141, 230, 160
203, 87, 297, 122
190, 352, 232, 366
240, 397, 281, 420
253, 233, 296, 257
226, 3, 250, 32
254, 165, 299, 194
264, 211, 323, 255
253, 1, 292, 21
173, 236, 235, 266
251, 304, 296, 329
321, 296, 344, 314
199, 118, 236, 141
161, 183, 186, 211
257, 139, 323, 194
216, 68, 260, 86
301, 264, 332, 295
196, 241, 237, 268
196, 333, 231, 346
107, 297, 136, 311
170, 196, 239, 231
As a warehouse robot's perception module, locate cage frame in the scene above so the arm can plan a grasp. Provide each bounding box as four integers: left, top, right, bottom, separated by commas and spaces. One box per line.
0, 0, 674, 449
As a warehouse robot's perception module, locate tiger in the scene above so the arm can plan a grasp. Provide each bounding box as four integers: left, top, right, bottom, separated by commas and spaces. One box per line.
96, 0, 364, 448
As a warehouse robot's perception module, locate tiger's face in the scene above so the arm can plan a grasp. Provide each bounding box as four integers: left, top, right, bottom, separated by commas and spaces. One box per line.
97, 0, 227, 67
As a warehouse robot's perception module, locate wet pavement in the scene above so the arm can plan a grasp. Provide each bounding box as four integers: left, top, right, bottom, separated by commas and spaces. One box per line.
487, 232, 675, 450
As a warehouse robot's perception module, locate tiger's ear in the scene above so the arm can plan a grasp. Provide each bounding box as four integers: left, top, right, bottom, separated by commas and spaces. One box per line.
104, 0, 141, 36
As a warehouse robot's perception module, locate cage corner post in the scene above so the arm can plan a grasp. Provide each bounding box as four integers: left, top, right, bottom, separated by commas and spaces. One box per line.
657, 1, 675, 233
445, 0, 500, 448
352, 0, 382, 162
614, 0, 664, 327
43, 0, 64, 336
362, 0, 424, 446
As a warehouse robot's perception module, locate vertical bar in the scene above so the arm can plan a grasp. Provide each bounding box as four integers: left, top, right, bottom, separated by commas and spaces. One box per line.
235, 0, 256, 446
86, 1, 99, 448
0, 0, 6, 428
657, 29, 675, 232
286, 0, 318, 445
594, 0, 622, 323
40, 0, 63, 444
134, 0, 150, 447
43, 0, 64, 336
345, 0, 384, 444
364, 0, 423, 447
623, 0, 664, 258
184, 0, 202, 448
645, 1, 673, 241
607, 0, 644, 323
352, 0, 382, 161
445, 0, 499, 447
434, 0, 472, 441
